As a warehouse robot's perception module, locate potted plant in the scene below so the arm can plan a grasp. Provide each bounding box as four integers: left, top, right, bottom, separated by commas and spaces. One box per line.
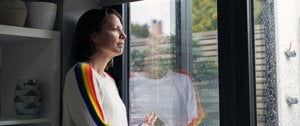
26, 0, 57, 30
0, 0, 27, 27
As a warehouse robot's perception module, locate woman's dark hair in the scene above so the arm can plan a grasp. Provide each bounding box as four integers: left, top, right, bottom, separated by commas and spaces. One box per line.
73, 8, 122, 68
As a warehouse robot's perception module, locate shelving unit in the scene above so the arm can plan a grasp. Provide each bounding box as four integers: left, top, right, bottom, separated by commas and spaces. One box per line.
0, 25, 60, 126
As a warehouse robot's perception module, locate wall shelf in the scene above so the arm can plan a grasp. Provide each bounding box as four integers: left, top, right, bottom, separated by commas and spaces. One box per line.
0, 24, 61, 126
0, 25, 60, 44
0, 117, 50, 125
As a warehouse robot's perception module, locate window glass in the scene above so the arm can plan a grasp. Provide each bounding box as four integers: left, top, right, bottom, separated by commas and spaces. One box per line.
253, 1, 268, 125
129, 0, 219, 125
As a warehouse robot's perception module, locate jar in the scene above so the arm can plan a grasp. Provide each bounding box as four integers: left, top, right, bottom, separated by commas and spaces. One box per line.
0, 0, 27, 26
14, 79, 42, 118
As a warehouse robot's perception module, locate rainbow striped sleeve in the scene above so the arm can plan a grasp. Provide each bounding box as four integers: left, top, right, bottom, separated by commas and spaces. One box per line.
174, 70, 206, 126
188, 86, 206, 126
74, 63, 109, 126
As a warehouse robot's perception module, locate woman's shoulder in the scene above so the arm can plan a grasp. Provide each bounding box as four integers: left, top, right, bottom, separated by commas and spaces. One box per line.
73, 62, 90, 69
65, 62, 92, 84
66, 63, 91, 77
68, 62, 91, 72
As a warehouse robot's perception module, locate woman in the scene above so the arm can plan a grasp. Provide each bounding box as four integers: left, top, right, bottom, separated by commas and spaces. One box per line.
62, 8, 157, 126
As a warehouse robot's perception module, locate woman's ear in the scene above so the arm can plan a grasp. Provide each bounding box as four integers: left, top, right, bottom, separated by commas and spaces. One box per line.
91, 32, 99, 44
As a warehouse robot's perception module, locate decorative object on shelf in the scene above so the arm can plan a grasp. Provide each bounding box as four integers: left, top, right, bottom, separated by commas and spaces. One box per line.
0, 0, 27, 26
26, 1, 57, 30
14, 79, 42, 118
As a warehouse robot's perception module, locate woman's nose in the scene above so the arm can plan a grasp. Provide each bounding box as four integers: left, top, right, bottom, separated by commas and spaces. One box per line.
121, 34, 127, 40
120, 30, 127, 40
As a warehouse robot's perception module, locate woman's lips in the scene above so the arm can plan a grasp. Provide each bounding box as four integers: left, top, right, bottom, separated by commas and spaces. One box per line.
117, 42, 124, 47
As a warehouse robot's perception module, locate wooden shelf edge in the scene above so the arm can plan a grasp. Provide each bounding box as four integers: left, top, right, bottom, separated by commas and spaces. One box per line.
0, 117, 51, 125
0, 25, 60, 40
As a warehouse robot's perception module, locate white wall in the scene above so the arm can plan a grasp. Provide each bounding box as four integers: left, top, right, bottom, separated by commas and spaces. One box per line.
275, 0, 300, 125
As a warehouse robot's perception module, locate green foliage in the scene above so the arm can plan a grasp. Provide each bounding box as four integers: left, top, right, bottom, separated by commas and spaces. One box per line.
192, 35, 202, 46
130, 36, 218, 82
192, 0, 263, 32
254, 0, 263, 24
192, 0, 217, 32
130, 49, 147, 71
193, 60, 218, 81
130, 23, 149, 38
192, 37, 218, 81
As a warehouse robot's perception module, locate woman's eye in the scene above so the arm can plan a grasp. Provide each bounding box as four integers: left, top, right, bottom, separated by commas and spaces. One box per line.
111, 26, 124, 32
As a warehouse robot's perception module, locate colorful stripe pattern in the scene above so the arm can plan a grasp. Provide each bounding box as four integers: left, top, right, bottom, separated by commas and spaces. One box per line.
174, 70, 206, 126
188, 85, 206, 126
74, 63, 109, 126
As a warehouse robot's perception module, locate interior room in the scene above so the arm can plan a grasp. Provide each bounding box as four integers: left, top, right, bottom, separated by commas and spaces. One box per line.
0, 0, 299, 126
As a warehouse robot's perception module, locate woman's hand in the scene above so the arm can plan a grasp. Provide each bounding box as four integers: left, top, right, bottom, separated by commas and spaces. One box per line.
141, 112, 158, 126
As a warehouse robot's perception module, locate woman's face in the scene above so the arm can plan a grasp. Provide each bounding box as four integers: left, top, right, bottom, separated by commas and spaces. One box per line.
93, 14, 127, 57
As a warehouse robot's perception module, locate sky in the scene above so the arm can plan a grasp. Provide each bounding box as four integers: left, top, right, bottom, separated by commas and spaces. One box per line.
130, 0, 173, 35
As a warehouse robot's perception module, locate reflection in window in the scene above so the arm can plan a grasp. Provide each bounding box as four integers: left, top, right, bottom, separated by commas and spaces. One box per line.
129, 0, 219, 125
254, 0, 278, 126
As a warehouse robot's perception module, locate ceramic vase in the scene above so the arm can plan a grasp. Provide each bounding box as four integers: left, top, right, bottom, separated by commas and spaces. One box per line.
14, 79, 42, 118
26, 2, 57, 30
0, 0, 27, 26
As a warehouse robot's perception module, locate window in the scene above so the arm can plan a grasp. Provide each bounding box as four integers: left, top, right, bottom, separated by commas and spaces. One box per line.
128, 0, 219, 125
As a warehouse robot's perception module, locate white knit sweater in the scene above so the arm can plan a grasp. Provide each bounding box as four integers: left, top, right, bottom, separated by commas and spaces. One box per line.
62, 64, 128, 126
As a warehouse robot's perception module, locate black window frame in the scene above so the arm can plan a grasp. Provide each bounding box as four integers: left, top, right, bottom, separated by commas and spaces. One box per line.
218, 0, 257, 125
